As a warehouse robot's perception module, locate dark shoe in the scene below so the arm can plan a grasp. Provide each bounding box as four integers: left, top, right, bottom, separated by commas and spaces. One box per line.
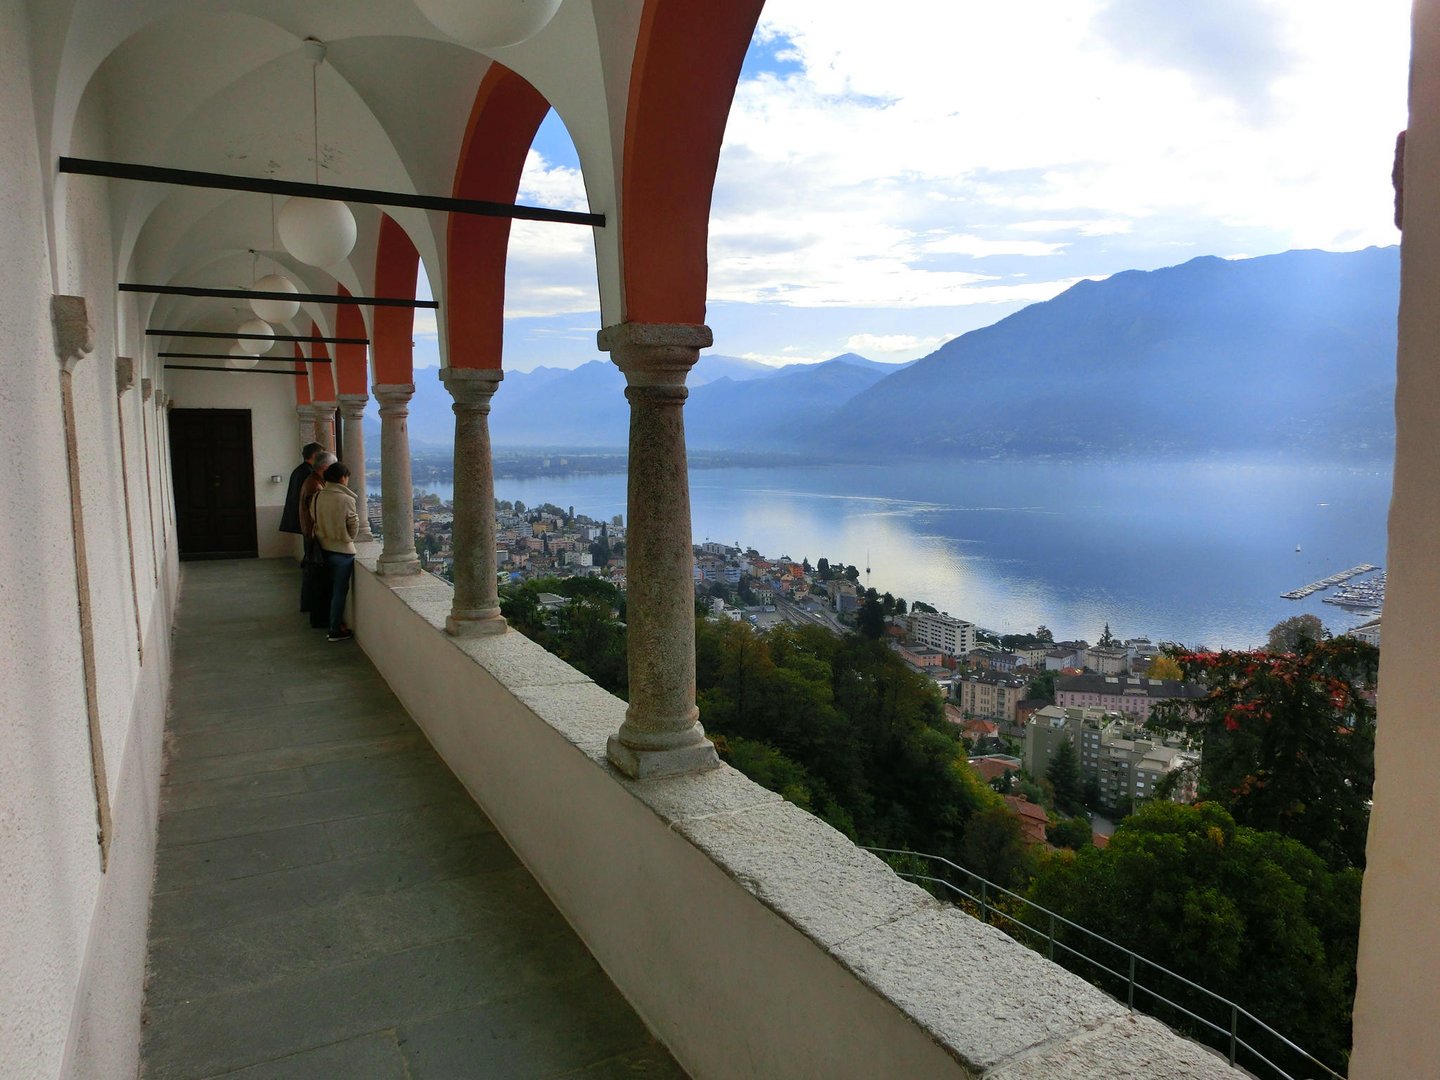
326, 629, 354, 642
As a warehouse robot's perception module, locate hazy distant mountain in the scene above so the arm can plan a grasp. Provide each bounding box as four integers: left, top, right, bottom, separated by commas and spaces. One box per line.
691, 354, 777, 385
798, 247, 1399, 460
686, 357, 900, 449
481, 353, 890, 448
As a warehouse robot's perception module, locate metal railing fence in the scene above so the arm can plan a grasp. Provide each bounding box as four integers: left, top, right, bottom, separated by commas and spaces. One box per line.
863, 847, 1345, 1080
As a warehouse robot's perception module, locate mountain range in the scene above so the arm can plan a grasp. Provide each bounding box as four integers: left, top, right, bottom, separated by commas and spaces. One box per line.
371, 246, 1399, 461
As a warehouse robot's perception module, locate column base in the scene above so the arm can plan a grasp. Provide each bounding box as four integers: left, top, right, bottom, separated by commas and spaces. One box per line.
607, 734, 721, 779
376, 556, 421, 577
446, 612, 508, 637
356, 528, 376, 543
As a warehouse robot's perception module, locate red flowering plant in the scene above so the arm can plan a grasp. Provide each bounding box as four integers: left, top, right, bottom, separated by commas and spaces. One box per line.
1148, 635, 1378, 869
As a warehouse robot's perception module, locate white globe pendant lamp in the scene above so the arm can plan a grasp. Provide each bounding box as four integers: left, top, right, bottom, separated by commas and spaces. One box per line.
236, 317, 275, 354
414, 0, 562, 49
251, 272, 301, 323
227, 344, 259, 370
278, 197, 356, 268
277, 40, 358, 269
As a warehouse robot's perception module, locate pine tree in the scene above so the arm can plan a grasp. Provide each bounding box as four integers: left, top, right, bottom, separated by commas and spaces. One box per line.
1046, 740, 1084, 816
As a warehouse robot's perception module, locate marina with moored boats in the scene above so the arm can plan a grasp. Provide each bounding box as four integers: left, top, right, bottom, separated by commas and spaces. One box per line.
1281, 564, 1380, 601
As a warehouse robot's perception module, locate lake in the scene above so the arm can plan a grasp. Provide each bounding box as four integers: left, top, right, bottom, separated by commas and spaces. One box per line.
406, 458, 1393, 649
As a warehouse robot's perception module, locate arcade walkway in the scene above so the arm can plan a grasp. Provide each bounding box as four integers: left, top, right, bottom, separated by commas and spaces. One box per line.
140, 559, 682, 1079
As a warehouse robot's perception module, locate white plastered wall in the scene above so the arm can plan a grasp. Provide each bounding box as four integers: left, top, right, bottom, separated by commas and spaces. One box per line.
1350, 1, 1440, 1074
0, 5, 178, 1077
164, 366, 303, 558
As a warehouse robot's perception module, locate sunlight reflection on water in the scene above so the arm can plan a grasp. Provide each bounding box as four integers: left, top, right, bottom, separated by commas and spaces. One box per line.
474, 459, 1392, 649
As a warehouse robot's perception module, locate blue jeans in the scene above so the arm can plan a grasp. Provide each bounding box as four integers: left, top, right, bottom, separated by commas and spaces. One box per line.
325, 551, 355, 632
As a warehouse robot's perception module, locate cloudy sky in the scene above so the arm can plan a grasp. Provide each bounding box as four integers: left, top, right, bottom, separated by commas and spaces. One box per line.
415, 0, 1411, 372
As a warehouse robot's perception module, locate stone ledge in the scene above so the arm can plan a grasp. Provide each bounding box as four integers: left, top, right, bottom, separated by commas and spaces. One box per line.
987, 1012, 1238, 1080
351, 560, 1244, 1079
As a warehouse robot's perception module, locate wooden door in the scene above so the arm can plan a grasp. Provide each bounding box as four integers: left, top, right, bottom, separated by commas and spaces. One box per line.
170, 409, 258, 559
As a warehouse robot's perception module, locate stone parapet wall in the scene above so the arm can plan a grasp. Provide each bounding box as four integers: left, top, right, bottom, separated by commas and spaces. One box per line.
351, 548, 1240, 1080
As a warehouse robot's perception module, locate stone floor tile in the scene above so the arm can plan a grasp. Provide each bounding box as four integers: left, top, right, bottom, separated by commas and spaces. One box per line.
154, 822, 334, 889
142, 559, 684, 1080
207, 1032, 410, 1079
159, 767, 309, 813
397, 974, 655, 1080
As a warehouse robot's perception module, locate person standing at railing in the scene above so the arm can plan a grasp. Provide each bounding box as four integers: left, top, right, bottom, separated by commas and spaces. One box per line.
313, 460, 359, 643
299, 451, 336, 629
280, 442, 323, 608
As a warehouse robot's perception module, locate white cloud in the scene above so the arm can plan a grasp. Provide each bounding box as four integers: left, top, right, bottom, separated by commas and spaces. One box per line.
919, 235, 1067, 258
502, 150, 600, 318
845, 333, 949, 357
702, 0, 1409, 312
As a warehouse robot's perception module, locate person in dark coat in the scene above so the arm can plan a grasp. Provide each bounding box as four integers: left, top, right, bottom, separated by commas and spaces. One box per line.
299, 451, 337, 625
280, 443, 323, 536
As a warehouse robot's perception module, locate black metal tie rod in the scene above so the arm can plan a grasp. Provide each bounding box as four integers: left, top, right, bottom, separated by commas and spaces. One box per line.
164, 365, 308, 375
121, 283, 436, 309
149, 328, 368, 345
160, 351, 332, 363
59, 157, 605, 227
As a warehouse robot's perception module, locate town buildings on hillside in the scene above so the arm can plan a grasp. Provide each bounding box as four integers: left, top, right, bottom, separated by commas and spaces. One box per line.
1056, 673, 1206, 723
1024, 705, 1199, 808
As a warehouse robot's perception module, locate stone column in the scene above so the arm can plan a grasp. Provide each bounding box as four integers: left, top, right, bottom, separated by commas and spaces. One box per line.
373, 383, 420, 576
297, 405, 315, 449
442, 368, 506, 636
311, 401, 337, 451
337, 394, 374, 542
599, 323, 719, 778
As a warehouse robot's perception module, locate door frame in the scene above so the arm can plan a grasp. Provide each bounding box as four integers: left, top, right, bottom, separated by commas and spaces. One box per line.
170, 407, 258, 560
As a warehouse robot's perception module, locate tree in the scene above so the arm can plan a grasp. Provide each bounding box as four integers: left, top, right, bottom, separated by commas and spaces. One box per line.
912, 600, 937, 614
1046, 740, 1084, 816
961, 803, 1034, 889
844, 564, 860, 583
1046, 815, 1093, 850
1026, 669, 1056, 704
1035, 624, 1054, 643
1148, 636, 1378, 869
816, 557, 831, 581
1027, 802, 1361, 1073
881, 591, 896, 616
895, 597, 907, 615
1266, 613, 1326, 653
1146, 654, 1184, 681
858, 588, 886, 640
1098, 622, 1117, 647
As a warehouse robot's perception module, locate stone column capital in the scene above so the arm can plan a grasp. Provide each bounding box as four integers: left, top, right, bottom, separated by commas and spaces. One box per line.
141, 378, 154, 401
310, 399, 337, 413
297, 404, 315, 418
441, 367, 503, 410
599, 322, 712, 388
116, 356, 136, 394
372, 383, 416, 404
336, 393, 369, 418
52, 295, 95, 372
373, 384, 415, 418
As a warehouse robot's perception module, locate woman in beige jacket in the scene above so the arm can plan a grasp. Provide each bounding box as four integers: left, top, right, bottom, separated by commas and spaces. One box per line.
313, 461, 359, 641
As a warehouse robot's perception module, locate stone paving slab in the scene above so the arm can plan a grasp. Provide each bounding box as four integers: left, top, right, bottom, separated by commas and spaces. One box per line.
141, 558, 682, 1079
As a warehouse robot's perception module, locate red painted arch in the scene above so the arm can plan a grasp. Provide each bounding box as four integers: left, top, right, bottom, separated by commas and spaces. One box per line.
447, 63, 550, 370
334, 286, 370, 395
308, 321, 336, 400
621, 0, 764, 324
292, 343, 312, 405
372, 214, 420, 385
